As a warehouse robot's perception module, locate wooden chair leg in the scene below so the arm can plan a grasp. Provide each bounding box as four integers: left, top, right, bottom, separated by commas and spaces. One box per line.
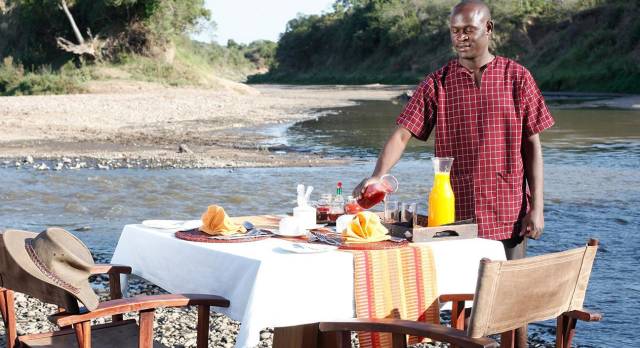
109, 275, 124, 322
391, 332, 408, 348
564, 317, 577, 348
500, 330, 515, 348
74, 321, 91, 348
138, 309, 155, 348
449, 299, 466, 348
197, 304, 210, 348
1, 289, 17, 348
556, 314, 577, 348
451, 300, 466, 330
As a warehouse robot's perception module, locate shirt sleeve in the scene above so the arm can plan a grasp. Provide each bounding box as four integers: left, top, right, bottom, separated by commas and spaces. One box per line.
395, 75, 437, 141
520, 70, 555, 137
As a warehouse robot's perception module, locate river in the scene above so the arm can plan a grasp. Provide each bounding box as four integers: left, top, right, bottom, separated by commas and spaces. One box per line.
1, 99, 639, 347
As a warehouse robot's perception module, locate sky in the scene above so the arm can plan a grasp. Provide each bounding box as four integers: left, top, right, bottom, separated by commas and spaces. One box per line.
192, 0, 335, 45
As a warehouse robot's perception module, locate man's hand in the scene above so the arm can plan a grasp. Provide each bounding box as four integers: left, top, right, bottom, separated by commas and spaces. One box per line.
352, 177, 380, 200
519, 208, 544, 239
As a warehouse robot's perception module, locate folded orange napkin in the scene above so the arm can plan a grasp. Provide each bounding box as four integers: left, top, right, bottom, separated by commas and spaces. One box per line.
200, 205, 246, 236
342, 211, 390, 243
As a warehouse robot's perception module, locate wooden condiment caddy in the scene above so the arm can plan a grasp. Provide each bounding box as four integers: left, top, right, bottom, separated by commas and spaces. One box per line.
382, 214, 478, 242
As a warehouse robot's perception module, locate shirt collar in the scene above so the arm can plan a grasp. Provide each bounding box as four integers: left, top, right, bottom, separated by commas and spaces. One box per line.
452, 56, 498, 75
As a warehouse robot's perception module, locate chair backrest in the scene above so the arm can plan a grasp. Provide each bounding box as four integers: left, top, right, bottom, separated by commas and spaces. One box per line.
467, 240, 598, 338
0, 237, 80, 313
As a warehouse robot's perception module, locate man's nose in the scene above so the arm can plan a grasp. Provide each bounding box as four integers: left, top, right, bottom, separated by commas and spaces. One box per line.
456, 33, 469, 41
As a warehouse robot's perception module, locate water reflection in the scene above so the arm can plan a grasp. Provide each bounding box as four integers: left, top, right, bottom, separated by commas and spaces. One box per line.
287, 101, 640, 165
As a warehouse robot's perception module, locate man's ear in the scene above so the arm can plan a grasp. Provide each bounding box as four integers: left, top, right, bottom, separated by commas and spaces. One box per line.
486, 20, 494, 35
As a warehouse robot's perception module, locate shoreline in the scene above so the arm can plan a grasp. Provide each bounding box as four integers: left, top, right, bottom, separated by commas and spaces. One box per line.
0, 83, 409, 170
2, 83, 639, 171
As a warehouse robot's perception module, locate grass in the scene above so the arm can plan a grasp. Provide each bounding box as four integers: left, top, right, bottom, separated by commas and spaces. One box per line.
0, 57, 88, 96
0, 36, 266, 96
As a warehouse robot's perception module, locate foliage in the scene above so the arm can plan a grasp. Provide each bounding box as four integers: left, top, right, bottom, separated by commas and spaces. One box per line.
0, 57, 87, 95
252, 0, 640, 93
0, 0, 210, 67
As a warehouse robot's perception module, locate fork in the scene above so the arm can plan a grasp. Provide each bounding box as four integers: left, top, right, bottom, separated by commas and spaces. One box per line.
309, 231, 342, 246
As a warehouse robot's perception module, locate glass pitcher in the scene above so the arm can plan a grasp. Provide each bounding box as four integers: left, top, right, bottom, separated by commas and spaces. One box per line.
428, 157, 455, 227
357, 174, 399, 209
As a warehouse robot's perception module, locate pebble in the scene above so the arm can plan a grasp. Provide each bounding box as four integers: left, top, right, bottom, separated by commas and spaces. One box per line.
178, 144, 194, 154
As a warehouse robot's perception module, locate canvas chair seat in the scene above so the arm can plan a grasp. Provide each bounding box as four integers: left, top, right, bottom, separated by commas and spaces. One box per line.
18, 320, 165, 348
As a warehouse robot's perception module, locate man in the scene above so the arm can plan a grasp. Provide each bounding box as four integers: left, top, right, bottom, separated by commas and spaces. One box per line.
354, 1, 554, 346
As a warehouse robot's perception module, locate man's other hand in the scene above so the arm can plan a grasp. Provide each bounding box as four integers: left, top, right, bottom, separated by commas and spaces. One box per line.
519, 208, 544, 239
352, 177, 380, 199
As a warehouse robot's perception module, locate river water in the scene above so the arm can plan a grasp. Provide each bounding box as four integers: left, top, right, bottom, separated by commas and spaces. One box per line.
1, 100, 639, 347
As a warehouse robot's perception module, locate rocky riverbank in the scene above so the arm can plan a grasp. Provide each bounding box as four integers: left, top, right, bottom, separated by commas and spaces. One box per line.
0, 83, 407, 170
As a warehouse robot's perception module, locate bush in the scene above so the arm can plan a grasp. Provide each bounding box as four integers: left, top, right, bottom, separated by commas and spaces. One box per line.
0, 57, 86, 96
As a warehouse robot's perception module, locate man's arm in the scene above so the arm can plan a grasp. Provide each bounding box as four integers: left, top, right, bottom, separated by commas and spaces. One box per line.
520, 133, 544, 239
353, 126, 413, 198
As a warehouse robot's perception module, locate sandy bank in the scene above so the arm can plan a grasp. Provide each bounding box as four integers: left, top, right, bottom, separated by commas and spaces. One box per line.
0, 82, 408, 169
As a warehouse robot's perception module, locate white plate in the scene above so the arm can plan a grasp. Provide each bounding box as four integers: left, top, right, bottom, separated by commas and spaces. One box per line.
278, 243, 337, 254
272, 224, 326, 237
272, 229, 306, 237
142, 220, 200, 230
306, 224, 327, 230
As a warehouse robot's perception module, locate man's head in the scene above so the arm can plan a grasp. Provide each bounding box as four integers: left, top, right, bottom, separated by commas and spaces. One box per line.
450, 0, 493, 60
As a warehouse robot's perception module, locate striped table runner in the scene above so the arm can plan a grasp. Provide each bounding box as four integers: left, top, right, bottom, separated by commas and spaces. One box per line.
350, 245, 440, 348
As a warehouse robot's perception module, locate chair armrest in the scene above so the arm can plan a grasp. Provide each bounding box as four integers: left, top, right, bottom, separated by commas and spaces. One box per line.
319, 319, 498, 348
439, 294, 474, 303
51, 293, 230, 327
564, 309, 602, 322
90, 264, 132, 275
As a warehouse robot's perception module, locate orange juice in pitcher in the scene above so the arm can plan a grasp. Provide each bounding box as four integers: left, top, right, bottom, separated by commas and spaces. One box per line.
428, 157, 455, 227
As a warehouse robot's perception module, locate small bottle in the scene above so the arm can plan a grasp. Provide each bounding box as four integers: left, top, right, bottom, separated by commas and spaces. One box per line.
335, 182, 344, 203
328, 182, 345, 223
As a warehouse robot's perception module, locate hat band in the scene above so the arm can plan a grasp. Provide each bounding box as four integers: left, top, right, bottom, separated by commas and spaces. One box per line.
25, 239, 81, 295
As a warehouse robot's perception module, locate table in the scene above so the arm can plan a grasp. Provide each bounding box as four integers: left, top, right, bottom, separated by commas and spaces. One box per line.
111, 223, 505, 348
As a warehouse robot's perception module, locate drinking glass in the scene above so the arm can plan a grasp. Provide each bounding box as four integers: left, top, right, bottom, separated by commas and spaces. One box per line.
401, 202, 418, 227
357, 174, 399, 209
384, 200, 399, 223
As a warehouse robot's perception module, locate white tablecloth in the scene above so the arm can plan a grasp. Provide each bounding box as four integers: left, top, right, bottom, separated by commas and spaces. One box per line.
112, 223, 505, 348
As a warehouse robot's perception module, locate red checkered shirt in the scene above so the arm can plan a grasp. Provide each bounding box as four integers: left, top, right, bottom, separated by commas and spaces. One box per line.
397, 57, 555, 240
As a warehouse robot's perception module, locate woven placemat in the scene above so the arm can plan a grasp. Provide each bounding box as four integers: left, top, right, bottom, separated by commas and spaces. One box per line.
175, 228, 270, 243
338, 240, 409, 250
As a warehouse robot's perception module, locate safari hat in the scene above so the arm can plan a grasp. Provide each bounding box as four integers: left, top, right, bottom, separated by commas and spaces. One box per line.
2, 228, 99, 310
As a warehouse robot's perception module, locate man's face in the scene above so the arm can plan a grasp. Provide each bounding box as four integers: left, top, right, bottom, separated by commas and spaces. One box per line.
449, 6, 492, 59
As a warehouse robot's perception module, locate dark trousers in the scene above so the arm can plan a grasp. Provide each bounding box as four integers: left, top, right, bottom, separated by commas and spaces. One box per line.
502, 236, 528, 348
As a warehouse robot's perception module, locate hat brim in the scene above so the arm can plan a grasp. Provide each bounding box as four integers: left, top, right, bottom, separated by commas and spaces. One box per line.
2, 229, 99, 311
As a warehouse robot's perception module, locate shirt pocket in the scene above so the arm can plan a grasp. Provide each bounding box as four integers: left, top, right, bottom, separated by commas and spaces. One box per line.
496, 172, 524, 223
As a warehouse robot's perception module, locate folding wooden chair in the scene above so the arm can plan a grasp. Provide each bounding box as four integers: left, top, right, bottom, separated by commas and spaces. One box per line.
0, 230, 229, 348
272, 239, 601, 348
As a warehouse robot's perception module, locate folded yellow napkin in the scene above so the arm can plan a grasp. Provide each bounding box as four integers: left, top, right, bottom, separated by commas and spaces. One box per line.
200, 205, 246, 236
342, 211, 390, 244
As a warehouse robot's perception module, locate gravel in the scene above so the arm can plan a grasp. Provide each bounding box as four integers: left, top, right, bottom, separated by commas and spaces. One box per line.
0, 274, 552, 347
